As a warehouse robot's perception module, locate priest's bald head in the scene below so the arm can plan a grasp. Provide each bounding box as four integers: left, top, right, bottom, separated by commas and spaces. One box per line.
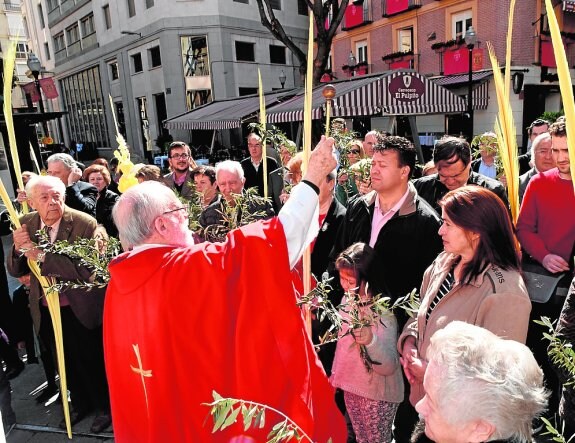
112, 182, 194, 250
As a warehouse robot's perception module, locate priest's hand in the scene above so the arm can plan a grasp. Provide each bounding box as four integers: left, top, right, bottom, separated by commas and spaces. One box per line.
303, 136, 337, 188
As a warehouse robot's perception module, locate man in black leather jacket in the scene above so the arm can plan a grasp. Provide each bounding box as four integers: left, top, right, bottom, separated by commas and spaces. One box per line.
413, 136, 509, 213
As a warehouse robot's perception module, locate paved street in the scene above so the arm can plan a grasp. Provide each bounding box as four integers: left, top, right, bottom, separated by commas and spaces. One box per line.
3, 235, 114, 442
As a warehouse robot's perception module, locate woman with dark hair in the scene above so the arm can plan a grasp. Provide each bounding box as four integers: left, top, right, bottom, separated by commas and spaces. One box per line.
331, 242, 403, 443
398, 185, 531, 407
83, 164, 119, 237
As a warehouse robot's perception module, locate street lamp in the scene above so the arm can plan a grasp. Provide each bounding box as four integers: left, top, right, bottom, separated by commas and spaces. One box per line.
279, 70, 286, 89
27, 52, 44, 115
464, 26, 477, 141
27, 51, 49, 137
348, 51, 357, 67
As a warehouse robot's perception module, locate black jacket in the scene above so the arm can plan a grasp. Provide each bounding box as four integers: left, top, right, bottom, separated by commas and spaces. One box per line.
312, 197, 346, 281
330, 183, 443, 327
413, 171, 509, 213
240, 157, 279, 205
66, 181, 98, 217
96, 188, 119, 238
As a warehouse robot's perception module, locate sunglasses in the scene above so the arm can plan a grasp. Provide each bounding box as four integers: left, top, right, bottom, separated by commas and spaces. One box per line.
349, 150, 360, 155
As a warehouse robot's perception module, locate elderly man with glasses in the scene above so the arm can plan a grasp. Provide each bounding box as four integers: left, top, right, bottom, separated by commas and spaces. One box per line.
413, 136, 509, 213
163, 142, 198, 200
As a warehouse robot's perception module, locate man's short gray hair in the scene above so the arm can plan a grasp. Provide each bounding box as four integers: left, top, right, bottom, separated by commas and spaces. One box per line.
47, 153, 76, 170
215, 160, 244, 182
25, 175, 66, 198
427, 322, 548, 442
112, 181, 176, 250
530, 132, 552, 160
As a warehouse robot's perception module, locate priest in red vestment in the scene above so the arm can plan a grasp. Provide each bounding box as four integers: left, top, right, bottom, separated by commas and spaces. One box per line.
104, 136, 347, 442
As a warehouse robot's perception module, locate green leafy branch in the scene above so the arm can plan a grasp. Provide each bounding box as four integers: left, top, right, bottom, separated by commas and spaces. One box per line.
36, 229, 121, 291
535, 316, 575, 386
248, 123, 295, 157
202, 188, 273, 242
471, 133, 504, 177
203, 391, 332, 443
540, 417, 574, 443
298, 278, 420, 372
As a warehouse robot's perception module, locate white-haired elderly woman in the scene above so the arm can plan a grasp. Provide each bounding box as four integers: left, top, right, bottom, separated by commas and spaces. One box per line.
416, 321, 548, 443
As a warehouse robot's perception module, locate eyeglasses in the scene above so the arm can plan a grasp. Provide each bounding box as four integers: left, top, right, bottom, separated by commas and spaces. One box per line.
170, 154, 190, 160
349, 150, 361, 155
162, 206, 188, 216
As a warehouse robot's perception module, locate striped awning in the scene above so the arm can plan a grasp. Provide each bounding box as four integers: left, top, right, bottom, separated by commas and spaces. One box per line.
472, 80, 489, 110
267, 71, 469, 122
163, 90, 295, 130
267, 75, 383, 123
379, 71, 467, 115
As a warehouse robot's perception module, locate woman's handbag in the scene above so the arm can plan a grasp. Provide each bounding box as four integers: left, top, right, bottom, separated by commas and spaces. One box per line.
522, 256, 566, 304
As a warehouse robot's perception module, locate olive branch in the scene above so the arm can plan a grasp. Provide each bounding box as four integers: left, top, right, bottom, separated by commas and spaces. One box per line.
298, 278, 420, 372
34, 228, 122, 292
534, 316, 575, 442
202, 188, 273, 242
203, 391, 332, 443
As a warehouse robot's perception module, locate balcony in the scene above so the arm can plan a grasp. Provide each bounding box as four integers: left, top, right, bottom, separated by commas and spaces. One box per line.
342, 1, 372, 31
55, 48, 68, 63
382, 0, 421, 17
82, 32, 97, 50
1, 1, 21, 11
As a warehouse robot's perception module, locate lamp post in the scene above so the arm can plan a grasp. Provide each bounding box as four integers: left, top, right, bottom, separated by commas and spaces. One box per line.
279, 70, 286, 89
26, 52, 50, 137
464, 26, 477, 141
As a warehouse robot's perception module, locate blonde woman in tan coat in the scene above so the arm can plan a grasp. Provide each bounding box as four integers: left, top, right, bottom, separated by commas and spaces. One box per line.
398, 186, 531, 406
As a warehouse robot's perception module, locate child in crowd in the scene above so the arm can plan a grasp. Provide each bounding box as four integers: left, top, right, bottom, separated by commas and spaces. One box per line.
330, 243, 404, 443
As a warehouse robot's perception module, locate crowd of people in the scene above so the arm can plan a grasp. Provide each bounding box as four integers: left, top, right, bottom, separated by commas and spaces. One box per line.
0, 115, 573, 443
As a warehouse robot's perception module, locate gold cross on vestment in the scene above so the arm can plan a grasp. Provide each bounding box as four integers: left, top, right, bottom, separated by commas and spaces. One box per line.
130, 344, 152, 414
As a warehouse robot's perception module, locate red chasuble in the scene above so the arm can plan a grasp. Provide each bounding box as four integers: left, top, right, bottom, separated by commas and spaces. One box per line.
104, 218, 346, 442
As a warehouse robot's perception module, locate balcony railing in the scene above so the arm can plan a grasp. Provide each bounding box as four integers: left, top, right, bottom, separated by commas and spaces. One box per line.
55, 48, 67, 63
1, 1, 21, 11
382, 0, 421, 17
342, 1, 373, 31
82, 32, 97, 50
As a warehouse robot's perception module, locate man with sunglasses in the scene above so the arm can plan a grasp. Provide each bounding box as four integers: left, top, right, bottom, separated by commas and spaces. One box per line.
413, 136, 509, 213
163, 142, 197, 200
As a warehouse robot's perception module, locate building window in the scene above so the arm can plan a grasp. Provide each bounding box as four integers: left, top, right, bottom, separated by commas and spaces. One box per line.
60, 66, 110, 150
239, 87, 258, 96
102, 5, 111, 29
269, 0, 281, 9
182, 35, 210, 77
38, 3, 45, 29
47, 0, 58, 11
109, 61, 119, 80
298, 0, 308, 15
54, 32, 65, 52
269, 45, 286, 64
398, 27, 413, 52
15, 42, 29, 59
67, 24, 80, 44
235, 41, 255, 62
356, 40, 368, 63
81, 14, 95, 36
452, 10, 472, 39
131, 53, 143, 73
146, 0, 154, 8
127, 0, 136, 17
149, 46, 162, 68
44, 42, 51, 60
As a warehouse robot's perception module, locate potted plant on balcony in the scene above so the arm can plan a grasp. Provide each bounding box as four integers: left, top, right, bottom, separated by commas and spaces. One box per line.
382, 50, 414, 63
